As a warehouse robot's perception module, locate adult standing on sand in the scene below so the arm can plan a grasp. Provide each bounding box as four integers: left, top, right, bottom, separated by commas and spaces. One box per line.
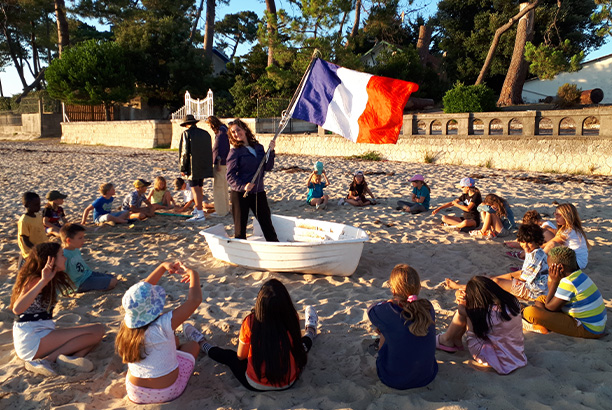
179, 114, 213, 222
226, 119, 278, 242
206, 116, 231, 216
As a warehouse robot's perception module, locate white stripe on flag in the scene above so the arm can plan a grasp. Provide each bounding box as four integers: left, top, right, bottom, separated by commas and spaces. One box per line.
322, 67, 371, 142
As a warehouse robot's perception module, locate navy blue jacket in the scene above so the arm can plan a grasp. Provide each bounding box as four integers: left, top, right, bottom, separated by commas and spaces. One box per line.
213, 125, 230, 166
226, 143, 275, 193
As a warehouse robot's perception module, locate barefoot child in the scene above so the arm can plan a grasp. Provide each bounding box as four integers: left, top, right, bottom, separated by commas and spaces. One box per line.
432, 177, 482, 231
115, 261, 203, 404
522, 247, 606, 338
397, 174, 430, 214
122, 179, 155, 220
437, 276, 526, 375
306, 163, 330, 210
42, 190, 68, 238
202, 279, 318, 391
173, 178, 195, 213
11, 242, 105, 376
367, 264, 437, 390
60, 223, 118, 293
81, 183, 130, 225
470, 193, 514, 239
147, 176, 176, 211
341, 171, 376, 206
447, 224, 549, 301
18, 192, 47, 261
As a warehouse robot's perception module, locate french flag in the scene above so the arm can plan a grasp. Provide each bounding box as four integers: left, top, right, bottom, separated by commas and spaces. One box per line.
291, 58, 418, 144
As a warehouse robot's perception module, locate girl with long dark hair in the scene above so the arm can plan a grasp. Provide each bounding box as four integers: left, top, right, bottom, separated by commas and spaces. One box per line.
437, 276, 527, 374
204, 279, 318, 390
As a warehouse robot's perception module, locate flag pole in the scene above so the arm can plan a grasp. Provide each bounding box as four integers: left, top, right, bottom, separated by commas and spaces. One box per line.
243, 49, 321, 197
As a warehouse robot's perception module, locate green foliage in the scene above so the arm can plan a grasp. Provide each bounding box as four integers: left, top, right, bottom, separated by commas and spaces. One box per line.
215, 11, 259, 60
365, 46, 449, 101
524, 40, 584, 80
442, 82, 497, 113
591, 0, 612, 37
45, 39, 135, 107
423, 151, 435, 163
347, 151, 384, 161
434, 0, 604, 89
556, 83, 582, 107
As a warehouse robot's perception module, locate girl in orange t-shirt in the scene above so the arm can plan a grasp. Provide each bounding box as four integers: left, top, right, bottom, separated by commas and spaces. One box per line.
203, 279, 318, 391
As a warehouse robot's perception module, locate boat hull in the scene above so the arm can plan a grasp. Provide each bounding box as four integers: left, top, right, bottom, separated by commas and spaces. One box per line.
199, 215, 368, 276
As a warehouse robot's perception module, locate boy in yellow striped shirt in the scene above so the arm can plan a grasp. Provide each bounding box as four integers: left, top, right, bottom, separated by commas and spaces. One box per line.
522, 247, 606, 338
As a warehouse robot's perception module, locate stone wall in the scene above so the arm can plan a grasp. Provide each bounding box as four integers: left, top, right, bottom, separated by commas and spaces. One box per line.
61, 120, 172, 149
0, 112, 62, 139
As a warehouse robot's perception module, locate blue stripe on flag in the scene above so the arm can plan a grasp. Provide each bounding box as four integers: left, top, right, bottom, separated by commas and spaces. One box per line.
292, 59, 341, 127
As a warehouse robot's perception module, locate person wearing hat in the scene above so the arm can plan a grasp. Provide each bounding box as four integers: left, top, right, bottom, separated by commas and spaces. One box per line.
43, 190, 69, 237
179, 114, 213, 222
115, 261, 204, 404
121, 179, 155, 220
432, 177, 482, 231
397, 174, 431, 214
306, 161, 331, 210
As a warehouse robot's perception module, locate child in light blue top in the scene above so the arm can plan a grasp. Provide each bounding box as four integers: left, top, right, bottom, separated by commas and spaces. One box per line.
397, 174, 430, 214
306, 162, 330, 210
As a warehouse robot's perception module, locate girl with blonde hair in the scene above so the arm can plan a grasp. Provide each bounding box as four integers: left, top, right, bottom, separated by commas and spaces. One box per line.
543, 203, 590, 269
147, 176, 176, 210
367, 264, 437, 389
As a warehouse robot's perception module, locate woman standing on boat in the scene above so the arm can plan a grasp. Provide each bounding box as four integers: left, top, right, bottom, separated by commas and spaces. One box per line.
226, 119, 279, 242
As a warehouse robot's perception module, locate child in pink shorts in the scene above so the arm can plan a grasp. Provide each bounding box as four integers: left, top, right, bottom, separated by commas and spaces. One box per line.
115, 261, 205, 404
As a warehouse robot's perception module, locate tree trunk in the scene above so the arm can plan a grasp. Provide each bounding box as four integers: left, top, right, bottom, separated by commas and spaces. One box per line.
31, 21, 39, 74
338, 10, 347, 44
475, 1, 538, 85
230, 32, 242, 60
345, 0, 361, 48
265, 0, 277, 67
0, 6, 28, 89
15, 68, 46, 103
416, 25, 432, 67
203, 0, 215, 60
497, 4, 535, 106
104, 103, 111, 121
189, 0, 205, 46
54, 0, 70, 57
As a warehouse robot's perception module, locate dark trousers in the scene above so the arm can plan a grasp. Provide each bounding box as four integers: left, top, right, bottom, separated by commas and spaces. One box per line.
230, 190, 278, 241
208, 336, 313, 391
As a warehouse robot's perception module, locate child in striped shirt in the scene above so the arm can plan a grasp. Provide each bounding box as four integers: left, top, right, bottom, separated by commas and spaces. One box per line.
522, 246, 607, 338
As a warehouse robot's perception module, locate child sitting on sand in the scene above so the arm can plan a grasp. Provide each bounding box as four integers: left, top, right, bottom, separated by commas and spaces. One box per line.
60, 223, 117, 293
432, 177, 482, 231
470, 193, 515, 239
115, 261, 203, 404
340, 171, 376, 206
306, 162, 330, 210
81, 183, 130, 225
447, 224, 548, 301
42, 190, 68, 238
173, 178, 195, 213
396, 174, 430, 214
542, 203, 589, 269
522, 247, 606, 338
147, 176, 176, 211
18, 192, 47, 261
368, 264, 437, 390
122, 179, 155, 220
201, 279, 318, 391
437, 276, 527, 375
11, 242, 105, 376
504, 210, 556, 253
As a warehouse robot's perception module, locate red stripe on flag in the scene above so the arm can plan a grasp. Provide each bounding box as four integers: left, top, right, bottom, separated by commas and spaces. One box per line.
356, 76, 418, 144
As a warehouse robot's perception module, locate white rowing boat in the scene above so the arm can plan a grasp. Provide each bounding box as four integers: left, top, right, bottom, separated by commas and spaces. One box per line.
199, 214, 369, 276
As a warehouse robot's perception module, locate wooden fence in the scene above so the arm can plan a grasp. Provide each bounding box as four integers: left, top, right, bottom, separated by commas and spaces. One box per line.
64, 104, 119, 122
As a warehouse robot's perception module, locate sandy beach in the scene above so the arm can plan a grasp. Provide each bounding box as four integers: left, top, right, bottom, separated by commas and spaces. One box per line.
1, 139, 611, 410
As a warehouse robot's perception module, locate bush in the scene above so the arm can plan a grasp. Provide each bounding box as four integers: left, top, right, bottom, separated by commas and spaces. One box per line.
442, 82, 497, 113
556, 83, 582, 107
347, 151, 384, 161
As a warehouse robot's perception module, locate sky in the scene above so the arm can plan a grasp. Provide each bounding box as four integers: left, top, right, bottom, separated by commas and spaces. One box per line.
2, 0, 611, 97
